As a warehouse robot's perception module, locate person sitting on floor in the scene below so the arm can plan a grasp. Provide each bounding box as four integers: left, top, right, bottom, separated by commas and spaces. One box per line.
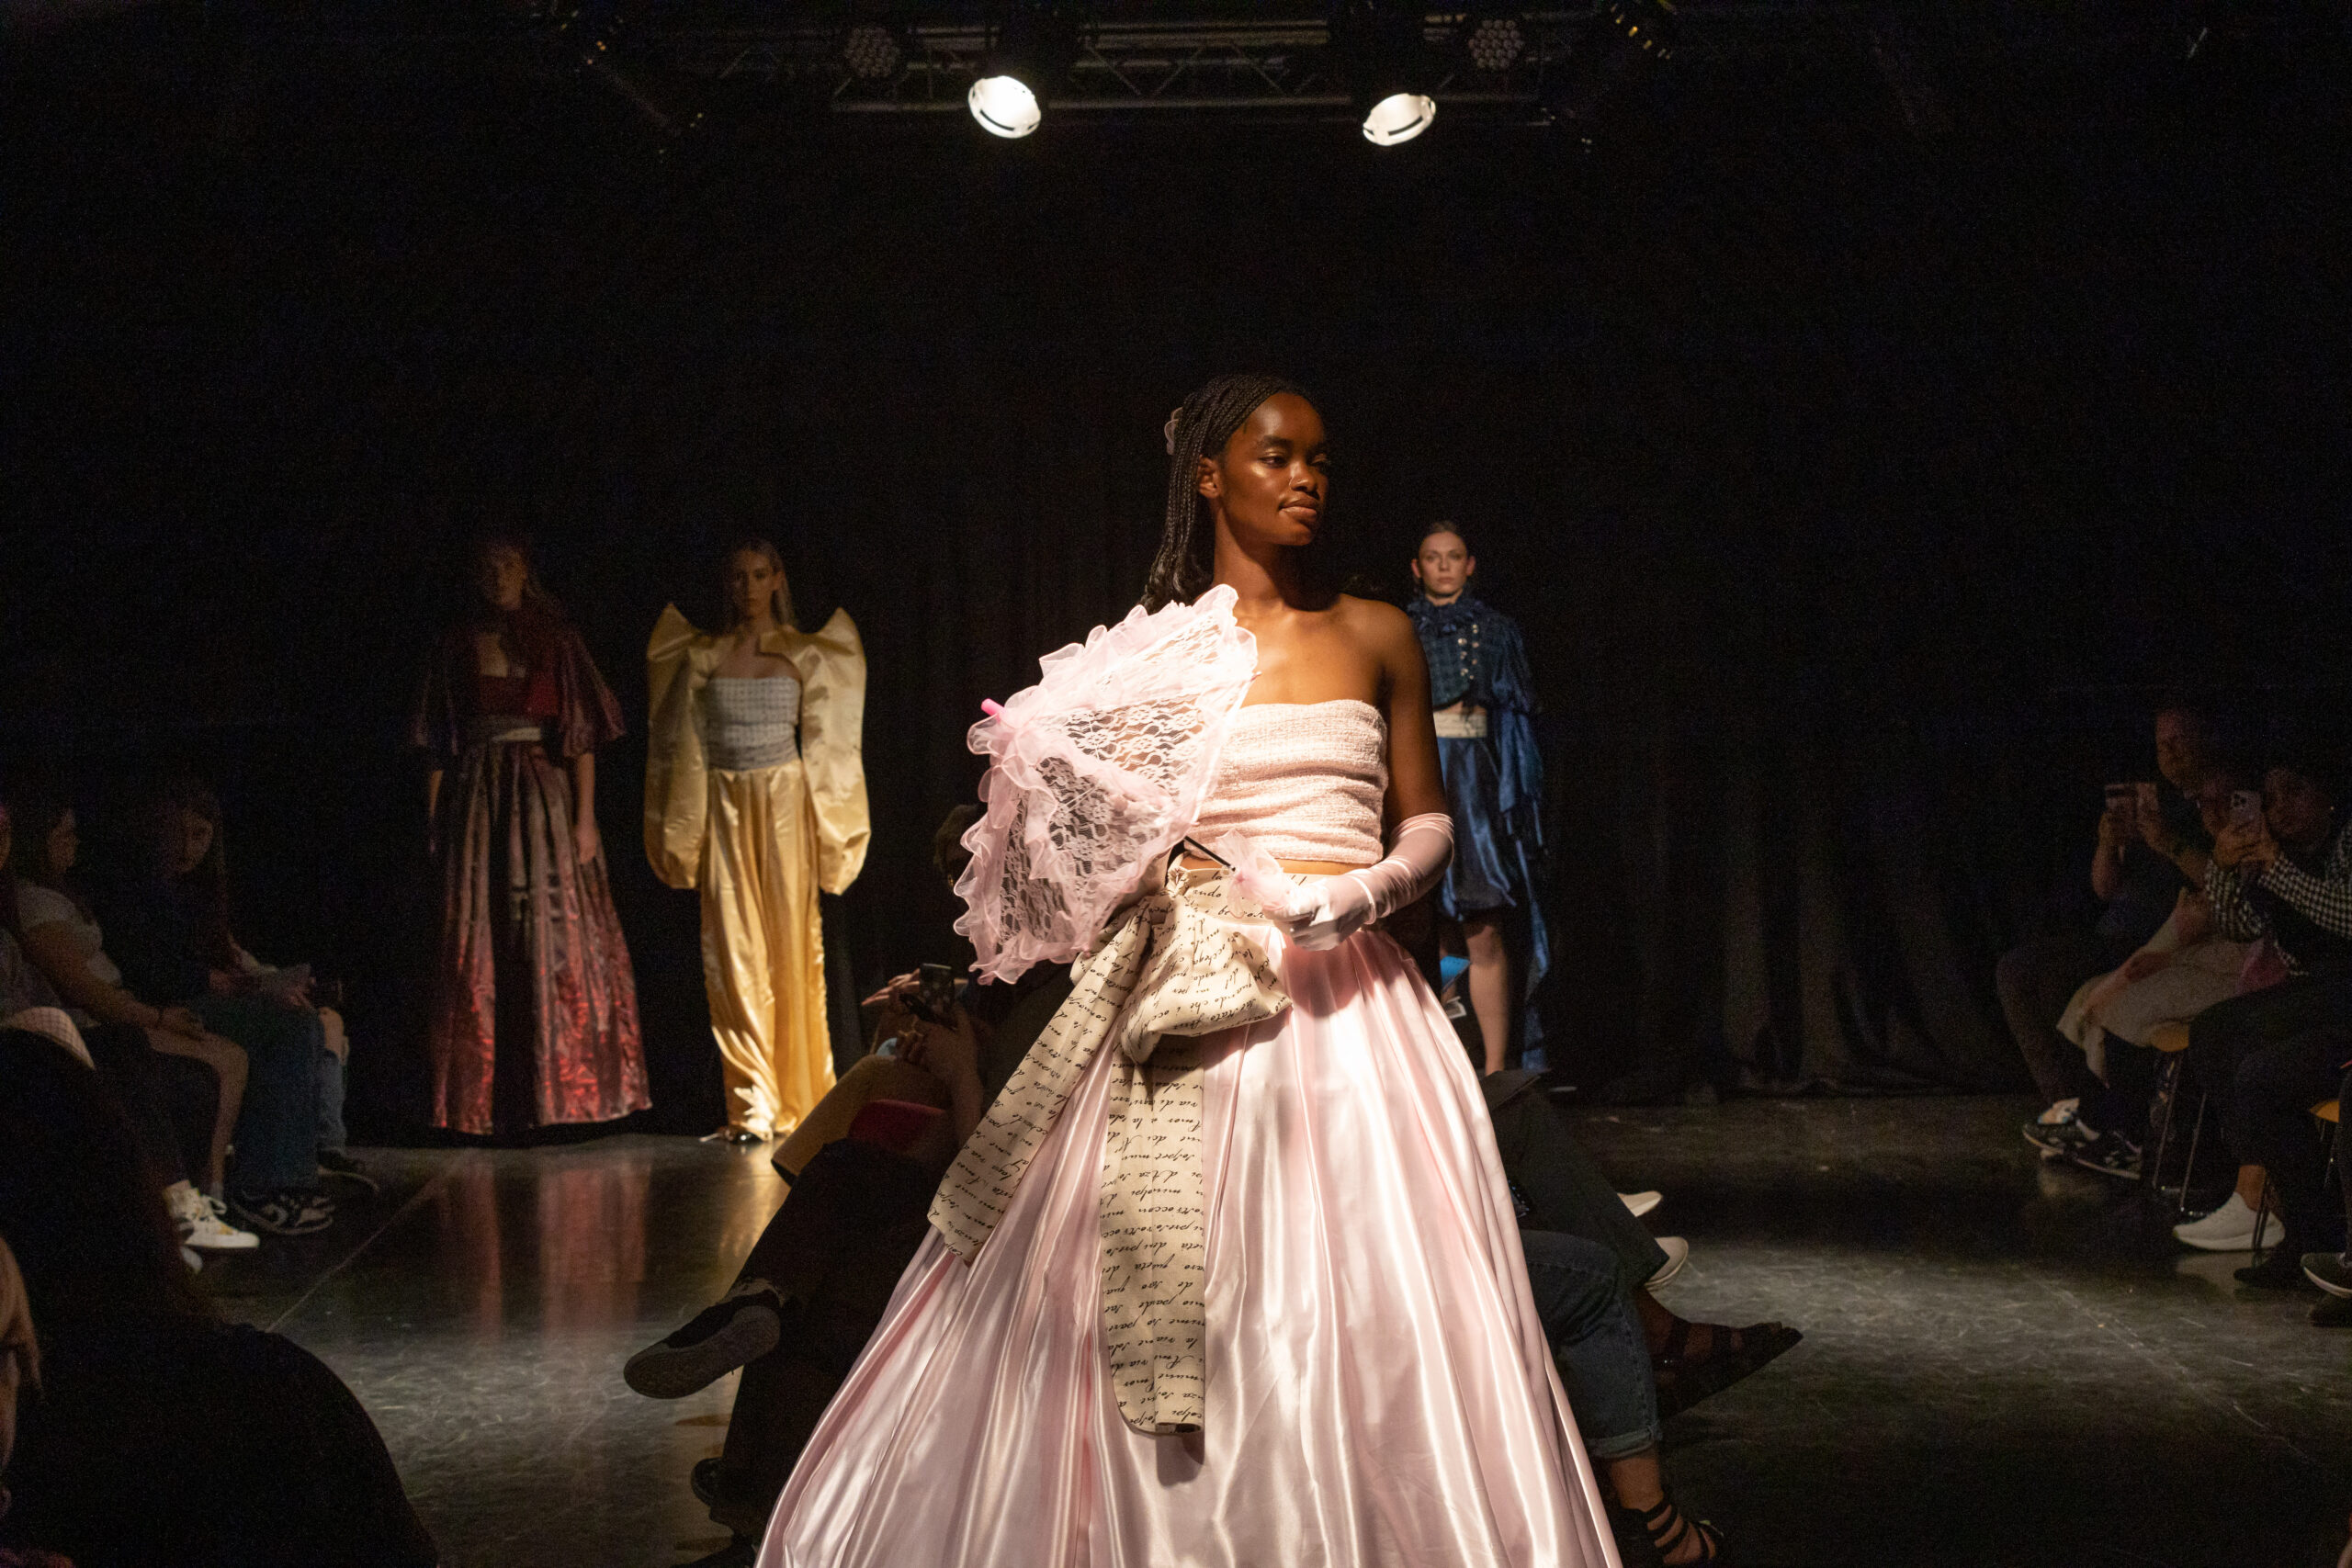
2181, 731, 2352, 1280
0, 1028, 441, 1568
4, 789, 256, 1254
90, 782, 344, 1235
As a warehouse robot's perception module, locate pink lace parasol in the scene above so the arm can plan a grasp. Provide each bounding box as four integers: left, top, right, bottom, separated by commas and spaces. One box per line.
954, 585, 1259, 981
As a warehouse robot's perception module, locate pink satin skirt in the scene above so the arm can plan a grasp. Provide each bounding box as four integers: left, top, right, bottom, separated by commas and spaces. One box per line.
757, 929, 1620, 1568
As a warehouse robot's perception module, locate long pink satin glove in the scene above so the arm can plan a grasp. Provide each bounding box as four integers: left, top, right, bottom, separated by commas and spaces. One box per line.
1275, 812, 1454, 951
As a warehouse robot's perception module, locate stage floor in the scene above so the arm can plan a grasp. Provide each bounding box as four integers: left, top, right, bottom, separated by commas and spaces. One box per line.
198, 1096, 2352, 1568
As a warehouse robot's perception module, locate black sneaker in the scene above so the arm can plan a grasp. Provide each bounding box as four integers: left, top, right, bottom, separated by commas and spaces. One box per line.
2301, 1251, 2352, 1300
2233, 1248, 2320, 1292
2064, 1128, 2143, 1181
229, 1187, 335, 1236
316, 1149, 379, 1195
624, 1281, 786, 1399
2021, 1116, 2084, 1160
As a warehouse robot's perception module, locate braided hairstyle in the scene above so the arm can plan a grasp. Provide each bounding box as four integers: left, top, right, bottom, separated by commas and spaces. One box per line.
1141, 373, 1310, 610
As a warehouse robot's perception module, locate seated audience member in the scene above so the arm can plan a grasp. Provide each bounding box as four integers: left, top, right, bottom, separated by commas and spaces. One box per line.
90, 782, 344, 1235
2, 792, 255, 1253
0, 1030, 439, 1568
2030, 766, 2263, 1183
2179, 734, 2352, 1279
154, 781, 369, 1189
0, 1235, 74, 1568
2305, 1061, 2352, 1325
1997, 705, 2211, 1120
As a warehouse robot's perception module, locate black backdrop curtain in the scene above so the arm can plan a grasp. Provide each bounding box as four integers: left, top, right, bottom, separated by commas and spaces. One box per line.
4, 19, 2348, 1127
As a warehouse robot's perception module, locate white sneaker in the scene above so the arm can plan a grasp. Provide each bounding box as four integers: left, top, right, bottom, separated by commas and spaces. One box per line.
167, 1182, 260, 1251
2171, 1192, 2275, 1253
1620, 1190, 1664, 1219
1646, 1235, 1690, 1289
182, 1245, 203, 1272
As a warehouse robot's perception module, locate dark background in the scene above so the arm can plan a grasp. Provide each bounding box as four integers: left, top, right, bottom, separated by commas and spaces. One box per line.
6, 4, 2349, 1134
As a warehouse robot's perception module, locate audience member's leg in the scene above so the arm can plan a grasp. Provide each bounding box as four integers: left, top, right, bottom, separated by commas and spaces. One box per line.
195, 996, 325, 1213
1482, 1071, 1669, 1283
1996, 933, 2113, 1105
1520, 1230, 1657, 1461
2077, 1040, 2160, 1145
770, 1055, 948, 1182
145, 1026, 245, 1195
2229, 1032, 2349, 1272
153, 1049, 222, 1193
317, 1007, 349, 1156
2188, 976, 2352, 1204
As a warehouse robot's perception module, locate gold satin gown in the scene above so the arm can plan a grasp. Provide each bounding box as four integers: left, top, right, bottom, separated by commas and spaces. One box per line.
645, 607, 870, 1138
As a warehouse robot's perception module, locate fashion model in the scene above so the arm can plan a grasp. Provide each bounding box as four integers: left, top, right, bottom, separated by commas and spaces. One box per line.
412, 535, 647, 1134
1408, 523, 1550, 1072
754, 378, 1616, 1568
646, 540, 869, 1144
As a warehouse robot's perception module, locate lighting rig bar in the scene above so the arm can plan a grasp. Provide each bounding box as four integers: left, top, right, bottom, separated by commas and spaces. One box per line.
646, 6, 1860, 118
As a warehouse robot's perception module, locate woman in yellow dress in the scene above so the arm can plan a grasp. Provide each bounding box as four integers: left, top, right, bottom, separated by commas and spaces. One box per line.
645, 541, 870, 1144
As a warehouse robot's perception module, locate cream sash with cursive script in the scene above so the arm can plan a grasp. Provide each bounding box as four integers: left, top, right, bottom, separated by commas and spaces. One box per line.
929, 864, 1287, 1434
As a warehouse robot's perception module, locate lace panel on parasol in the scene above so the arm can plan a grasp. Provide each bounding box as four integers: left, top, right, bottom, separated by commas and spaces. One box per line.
954, 586, 1258, 981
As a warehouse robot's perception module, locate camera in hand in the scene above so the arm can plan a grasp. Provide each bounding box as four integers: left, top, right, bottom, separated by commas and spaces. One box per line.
908, 962, 960, 1024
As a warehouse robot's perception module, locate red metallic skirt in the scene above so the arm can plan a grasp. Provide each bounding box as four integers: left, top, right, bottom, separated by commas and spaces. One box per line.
427, 740, 649, 1134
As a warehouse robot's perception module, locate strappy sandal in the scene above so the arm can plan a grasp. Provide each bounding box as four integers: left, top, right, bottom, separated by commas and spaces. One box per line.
1638, 1493, 1725, 1564
1652, 1318, 1802, 1421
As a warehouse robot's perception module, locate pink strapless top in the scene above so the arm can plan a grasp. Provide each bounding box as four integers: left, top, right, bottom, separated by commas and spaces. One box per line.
1193, 699, 1388, 865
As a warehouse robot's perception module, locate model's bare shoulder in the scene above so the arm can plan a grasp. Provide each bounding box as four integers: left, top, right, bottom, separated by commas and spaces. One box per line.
1334, 594, 1420, 667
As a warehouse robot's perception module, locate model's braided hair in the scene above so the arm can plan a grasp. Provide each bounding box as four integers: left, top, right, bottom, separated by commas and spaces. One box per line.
1142, 372, 1309, 610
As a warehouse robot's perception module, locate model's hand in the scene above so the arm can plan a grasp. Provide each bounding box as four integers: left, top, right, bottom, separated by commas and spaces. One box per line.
1273, 874, 1375, 952
573, 815, 603, 864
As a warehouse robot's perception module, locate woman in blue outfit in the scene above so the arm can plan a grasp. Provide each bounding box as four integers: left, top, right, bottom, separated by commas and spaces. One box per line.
1408, 523, 1550, 1072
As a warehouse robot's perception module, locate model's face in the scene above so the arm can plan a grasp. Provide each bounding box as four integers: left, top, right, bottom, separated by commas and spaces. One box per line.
475, 547, 528, 612
173, 808, 214, 877
2154, 710, 2206, 793
729, 550, 781, 624
1199, 393, 1329, 551
46, 810, 77, 876
2267, 767, 2335, 851
1412, 531, 1475, 602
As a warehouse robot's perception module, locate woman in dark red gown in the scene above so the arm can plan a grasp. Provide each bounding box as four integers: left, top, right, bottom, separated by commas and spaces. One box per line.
412, 536, 648, 1134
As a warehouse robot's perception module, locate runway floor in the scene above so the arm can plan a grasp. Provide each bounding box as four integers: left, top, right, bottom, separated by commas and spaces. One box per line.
198, 1096, 2352, 1568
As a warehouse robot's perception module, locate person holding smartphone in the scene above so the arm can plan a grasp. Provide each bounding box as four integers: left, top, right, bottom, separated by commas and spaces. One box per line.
2179, 734, 2352, 1276
2004, 706, 2212, 1149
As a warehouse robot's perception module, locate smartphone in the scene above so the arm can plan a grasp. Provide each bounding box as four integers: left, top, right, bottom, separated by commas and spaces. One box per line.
2230, 789, 2264, 832
2103, 784, 2136, 815
909, 962, 960, 1023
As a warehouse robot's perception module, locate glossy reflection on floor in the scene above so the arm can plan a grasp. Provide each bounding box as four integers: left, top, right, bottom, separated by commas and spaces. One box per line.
197, 1100, 2352, 1568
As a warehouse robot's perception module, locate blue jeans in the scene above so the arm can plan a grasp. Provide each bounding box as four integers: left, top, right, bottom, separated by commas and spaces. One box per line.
193, 994, 322, 1192
1521, 1228, 1660, 1461
318, 1045, 347, 1154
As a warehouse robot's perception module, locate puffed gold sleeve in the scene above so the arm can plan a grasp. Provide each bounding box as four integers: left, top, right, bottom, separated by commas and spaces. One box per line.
644, 604, 711, 890
783, 607, 871, 894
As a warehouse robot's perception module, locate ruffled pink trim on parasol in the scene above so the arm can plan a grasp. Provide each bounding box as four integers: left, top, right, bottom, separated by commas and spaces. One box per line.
954, 585, 1258, 981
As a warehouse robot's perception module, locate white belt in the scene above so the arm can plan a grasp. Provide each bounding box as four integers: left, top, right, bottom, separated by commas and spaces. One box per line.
1432, 707, 1488, 739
